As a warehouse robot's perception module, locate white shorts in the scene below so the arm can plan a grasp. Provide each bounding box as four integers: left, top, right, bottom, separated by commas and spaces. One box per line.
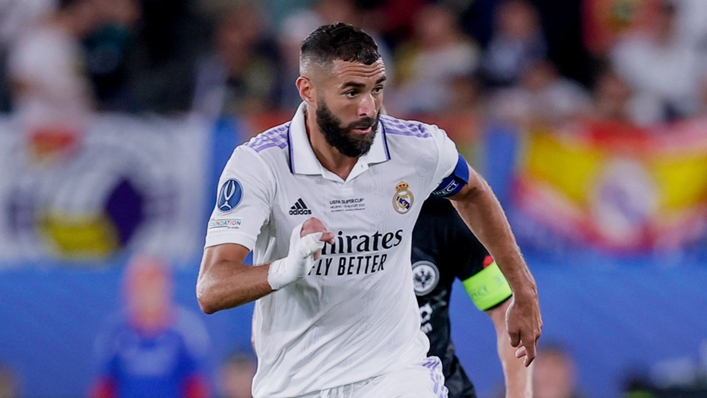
295, 356, 448, 398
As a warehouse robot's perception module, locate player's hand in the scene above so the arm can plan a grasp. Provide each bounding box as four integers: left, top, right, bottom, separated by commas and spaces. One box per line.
267, 218, 334, 290
301, 217, 335, 260
506, 289, 542, 367
513, 342, 527, 359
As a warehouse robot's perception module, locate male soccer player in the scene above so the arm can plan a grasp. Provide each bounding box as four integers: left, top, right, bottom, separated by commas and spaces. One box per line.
196, 22, 541, 398
413, 196, 531, 398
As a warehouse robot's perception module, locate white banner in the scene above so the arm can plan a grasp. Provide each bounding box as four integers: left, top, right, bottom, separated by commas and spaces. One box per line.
0, 113, 210, 264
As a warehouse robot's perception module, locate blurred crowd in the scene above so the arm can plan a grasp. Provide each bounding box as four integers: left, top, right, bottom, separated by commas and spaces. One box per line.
1, 0, 707, 140
1, 1, 707, 397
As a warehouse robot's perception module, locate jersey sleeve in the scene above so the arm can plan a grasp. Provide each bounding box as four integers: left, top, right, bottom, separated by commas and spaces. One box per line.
204, 145, 275, 250
428, 124, 463, 192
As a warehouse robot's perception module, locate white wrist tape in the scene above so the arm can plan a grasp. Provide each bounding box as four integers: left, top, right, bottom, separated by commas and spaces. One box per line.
267, 222, 324, 290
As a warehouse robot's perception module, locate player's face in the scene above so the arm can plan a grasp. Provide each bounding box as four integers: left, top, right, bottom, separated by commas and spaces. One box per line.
316, 59, 386, 158
316, 98, 380, 158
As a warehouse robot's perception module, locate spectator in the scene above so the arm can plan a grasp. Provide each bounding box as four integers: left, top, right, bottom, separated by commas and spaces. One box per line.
582, 0, 648, 57
533, 342, 587, 398
446, 72, 485, 118
218, 350, 257, 398
673, 0, 707, 49
388, 3, 480, 115
478, 0, 547, 89
90, 255, 210, 398
592, 65, 634, 123
0, 0, 55, 46
418, 72, 486, 162
0, 0, 55, 113
192, 1, 280, 120
491, 341, 585, 398
273, 0, 393, 113
488, 59, 592, 127
81, 0, 140, 112
354, 0, 426, 51
610, 0, 703, 125
7, 0, 138, 158
274, 10, 322, 112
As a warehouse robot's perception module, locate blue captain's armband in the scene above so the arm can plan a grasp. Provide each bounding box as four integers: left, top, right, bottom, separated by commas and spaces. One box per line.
433, 153, 469, 197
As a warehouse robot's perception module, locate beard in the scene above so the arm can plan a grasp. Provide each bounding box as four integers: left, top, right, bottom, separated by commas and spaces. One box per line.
316, 99, 379, 158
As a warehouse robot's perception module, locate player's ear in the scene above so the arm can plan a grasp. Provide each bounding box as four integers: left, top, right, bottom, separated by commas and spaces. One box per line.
296, 76, 316, 106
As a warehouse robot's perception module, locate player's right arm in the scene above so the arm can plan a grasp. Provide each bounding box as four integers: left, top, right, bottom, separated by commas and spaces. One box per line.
197, 243, 272, 314
196, 146, 333, 314
197, 217, 334, 314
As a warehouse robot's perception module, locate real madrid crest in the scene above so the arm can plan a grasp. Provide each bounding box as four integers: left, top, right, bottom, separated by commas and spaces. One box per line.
392, 181, 414, 214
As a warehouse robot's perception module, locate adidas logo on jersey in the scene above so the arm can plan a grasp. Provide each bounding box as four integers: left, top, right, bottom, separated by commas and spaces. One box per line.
289, 198, 312, 215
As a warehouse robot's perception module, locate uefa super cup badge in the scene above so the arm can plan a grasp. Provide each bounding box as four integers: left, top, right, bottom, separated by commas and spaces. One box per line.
392, 181, 414, 214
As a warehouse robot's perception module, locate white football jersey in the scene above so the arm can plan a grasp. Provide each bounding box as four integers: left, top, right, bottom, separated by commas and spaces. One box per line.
205, 103, 459, 398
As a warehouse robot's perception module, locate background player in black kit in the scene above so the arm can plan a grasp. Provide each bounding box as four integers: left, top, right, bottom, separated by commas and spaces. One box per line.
412, 195, 532, 398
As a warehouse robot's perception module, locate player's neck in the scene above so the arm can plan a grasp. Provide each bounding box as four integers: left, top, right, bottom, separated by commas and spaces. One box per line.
305, 111, 358, 180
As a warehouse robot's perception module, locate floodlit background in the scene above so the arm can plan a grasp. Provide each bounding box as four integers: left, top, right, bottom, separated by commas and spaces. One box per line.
1, 0, 707, 397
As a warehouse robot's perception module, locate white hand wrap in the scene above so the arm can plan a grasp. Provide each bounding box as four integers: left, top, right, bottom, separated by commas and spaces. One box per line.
267, 222, 325, 290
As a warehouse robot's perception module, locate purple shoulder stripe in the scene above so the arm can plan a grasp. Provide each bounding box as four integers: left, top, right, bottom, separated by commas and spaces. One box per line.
380, 115, 432, 138
244, 122, 291, 152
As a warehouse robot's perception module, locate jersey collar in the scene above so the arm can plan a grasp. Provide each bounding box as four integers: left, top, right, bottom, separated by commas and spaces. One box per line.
288, 102, 390, 177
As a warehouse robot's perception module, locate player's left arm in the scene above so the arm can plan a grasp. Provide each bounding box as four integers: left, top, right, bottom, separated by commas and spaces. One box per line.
436, 156, 542, 366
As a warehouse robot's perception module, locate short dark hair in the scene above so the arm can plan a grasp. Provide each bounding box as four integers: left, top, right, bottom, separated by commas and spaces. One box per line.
300, 22, 381, 69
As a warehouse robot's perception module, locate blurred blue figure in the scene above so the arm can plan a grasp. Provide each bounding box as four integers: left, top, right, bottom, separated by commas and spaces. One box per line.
90, 255, 210, 398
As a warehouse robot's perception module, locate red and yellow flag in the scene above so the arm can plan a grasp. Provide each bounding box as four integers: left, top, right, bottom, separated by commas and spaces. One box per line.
514, 119, 707, 252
